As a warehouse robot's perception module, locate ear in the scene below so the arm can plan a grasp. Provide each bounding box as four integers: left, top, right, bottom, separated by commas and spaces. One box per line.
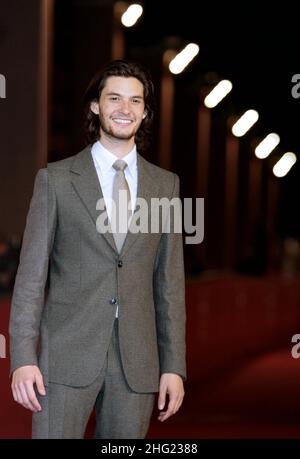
90, 101, 99, 115
142, 110, 147, 119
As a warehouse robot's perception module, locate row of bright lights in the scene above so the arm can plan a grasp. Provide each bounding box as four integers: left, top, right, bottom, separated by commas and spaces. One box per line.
193, 74, 297, 177
229, 105, 296, 176
202, 81, 295, 177
121, 4, 200, 75
120, 3, 296, 178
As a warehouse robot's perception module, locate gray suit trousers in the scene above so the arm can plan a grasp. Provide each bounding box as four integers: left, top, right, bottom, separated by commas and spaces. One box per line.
32, 319, 156, 439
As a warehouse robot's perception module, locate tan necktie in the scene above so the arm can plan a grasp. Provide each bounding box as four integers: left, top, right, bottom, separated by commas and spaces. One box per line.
112, 159, 131, 253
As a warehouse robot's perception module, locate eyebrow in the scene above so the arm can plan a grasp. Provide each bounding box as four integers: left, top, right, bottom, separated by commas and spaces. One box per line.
106, 92, 144, 99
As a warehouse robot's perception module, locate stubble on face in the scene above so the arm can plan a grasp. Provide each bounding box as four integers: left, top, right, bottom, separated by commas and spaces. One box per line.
98, 109, 138, 141
97, 76, 145, 144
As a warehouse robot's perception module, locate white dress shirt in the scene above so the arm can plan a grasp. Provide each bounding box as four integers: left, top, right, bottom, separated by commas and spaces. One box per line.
91, 140, 137, 222
91, 140, 138, 317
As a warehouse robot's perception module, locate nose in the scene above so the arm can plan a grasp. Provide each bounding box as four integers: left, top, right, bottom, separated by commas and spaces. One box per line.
119, 100, 130, 114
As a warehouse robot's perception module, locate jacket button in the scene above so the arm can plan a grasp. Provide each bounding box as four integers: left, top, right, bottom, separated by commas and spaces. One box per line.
110, 297, 117, 305
118, 260, 123, 268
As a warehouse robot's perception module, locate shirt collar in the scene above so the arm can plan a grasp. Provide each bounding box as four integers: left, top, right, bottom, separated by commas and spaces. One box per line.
91, 140, 137, 175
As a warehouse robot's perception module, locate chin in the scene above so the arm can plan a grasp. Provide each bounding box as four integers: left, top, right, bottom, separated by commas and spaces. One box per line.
113, 129, 137, 140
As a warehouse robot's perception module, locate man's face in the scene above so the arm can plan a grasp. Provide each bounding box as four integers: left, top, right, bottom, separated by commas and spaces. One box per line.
91, 76, 146, 142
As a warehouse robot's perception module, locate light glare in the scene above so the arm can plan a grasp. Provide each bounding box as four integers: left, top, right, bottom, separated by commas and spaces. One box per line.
204, 80, 233, 108
232, 109, 259, 137
255, 133, 280, 159
169, 43, 199, 75
121, 4, 143, 27
273, 152, 297, 177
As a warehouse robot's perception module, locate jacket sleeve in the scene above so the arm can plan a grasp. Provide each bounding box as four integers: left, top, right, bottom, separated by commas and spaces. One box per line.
9, 167, 57, 374
153, 173, 187, 381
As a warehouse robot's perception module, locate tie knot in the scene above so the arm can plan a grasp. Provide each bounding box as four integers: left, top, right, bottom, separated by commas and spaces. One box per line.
113, 159, 128, 173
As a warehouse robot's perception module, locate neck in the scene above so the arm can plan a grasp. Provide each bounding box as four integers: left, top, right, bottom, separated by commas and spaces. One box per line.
99, 135, 135, 158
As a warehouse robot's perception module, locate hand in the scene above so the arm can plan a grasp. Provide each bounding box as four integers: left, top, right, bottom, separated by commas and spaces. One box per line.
157, 373, 185, 422
11, 365, 46, 412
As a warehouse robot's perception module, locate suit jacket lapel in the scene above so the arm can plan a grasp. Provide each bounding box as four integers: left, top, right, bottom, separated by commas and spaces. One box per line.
69, 146, 160, 256
70, 145, 117, 253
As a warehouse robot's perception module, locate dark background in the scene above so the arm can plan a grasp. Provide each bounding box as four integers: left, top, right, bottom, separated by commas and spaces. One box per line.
1, 0, 300, 440
1, 0, 299, 273
0, 0, 299, 282
48, 0, 300, 275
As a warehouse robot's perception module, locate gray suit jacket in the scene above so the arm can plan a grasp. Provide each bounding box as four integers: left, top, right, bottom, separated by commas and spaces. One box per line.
9, 145, 186, 392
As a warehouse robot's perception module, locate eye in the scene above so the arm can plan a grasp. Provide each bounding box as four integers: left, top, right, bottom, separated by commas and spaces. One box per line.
109, 96, 119, 101
132, 98, 142, 104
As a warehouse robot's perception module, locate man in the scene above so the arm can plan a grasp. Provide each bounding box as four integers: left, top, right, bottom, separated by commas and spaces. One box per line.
9, 59, 186, 439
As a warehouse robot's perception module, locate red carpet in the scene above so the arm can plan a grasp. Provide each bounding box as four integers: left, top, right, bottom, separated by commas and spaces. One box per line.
1, 274, 300, 438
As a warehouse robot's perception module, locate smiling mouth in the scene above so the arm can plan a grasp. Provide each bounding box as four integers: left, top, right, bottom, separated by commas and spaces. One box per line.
112, 118, 133, 125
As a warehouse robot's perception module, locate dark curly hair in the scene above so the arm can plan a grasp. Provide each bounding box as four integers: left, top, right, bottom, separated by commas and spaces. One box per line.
83, 59, 155, 153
